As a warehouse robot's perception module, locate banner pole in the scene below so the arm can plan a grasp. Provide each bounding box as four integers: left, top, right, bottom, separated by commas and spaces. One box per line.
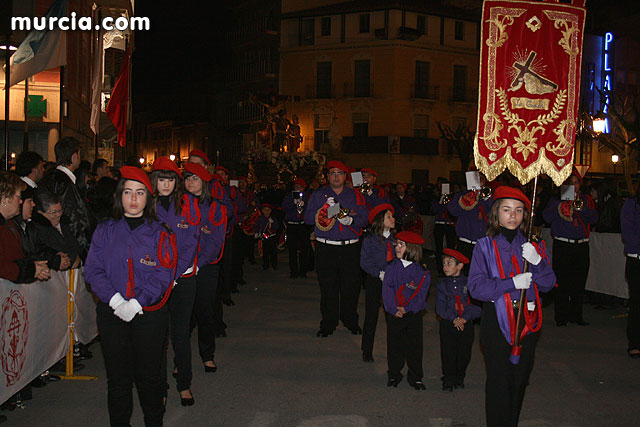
61, 268, 98, 381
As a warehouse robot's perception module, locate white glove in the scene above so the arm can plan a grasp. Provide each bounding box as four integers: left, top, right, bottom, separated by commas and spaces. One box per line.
337, 216, 353, 225
298, 200, 305, 206
254, 233, 260, 239
512, 272, 532, 290
109, 293, 126, 310
326, 197, 336, 206
114, 298, 143, 322
378, 271, 385, 281
521, 242, 542, 265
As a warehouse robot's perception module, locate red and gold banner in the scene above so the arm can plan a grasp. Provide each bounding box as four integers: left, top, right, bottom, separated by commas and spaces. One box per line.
475, 0, 586, 186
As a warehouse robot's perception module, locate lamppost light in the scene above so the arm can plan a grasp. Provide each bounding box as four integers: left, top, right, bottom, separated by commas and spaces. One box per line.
169, 154, 176, 161
592, 111, 607, 134
611, 154, 619, 164
139, 157, 145, 164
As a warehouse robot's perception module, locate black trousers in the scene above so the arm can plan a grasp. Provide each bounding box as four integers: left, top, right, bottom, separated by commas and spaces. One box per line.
626, 257, 640, 351
480, 303, 538, 427
287, 224, 311, 276
97, 302, 168, 427
261, 237, 278, 269
195, 263, 220, 362
456, 239, 476, 276
552, 240, 589, 323
231, 225, 245, 288
362, 274, 383, 354
439, 319, 474, 385
434, 223, 457, 273
167, 275, 197, 393
386, 311, 423, 383
315, 242, 362, 331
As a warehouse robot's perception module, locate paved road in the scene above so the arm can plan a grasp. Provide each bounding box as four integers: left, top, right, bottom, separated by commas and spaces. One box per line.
7, 257, 640, 426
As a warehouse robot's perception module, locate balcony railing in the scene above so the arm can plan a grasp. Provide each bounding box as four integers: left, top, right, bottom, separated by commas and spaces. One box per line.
223, 103, 263, 127
225, 17, 279, 45
343, 82, 374, 98
410, 84, 440, 100
228, 60, 279, 83
448, 86, 478, 103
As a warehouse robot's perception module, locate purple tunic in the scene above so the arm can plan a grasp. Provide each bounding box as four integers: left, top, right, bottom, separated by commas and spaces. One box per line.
84, 218, 174, 307
304, 185, 369, 241
209, 180, 234, 224
447, 191, 493, 241
621, 197, 640, 254
197, 199, 227, 268
364, 185, 391, 209
282, 191, 310, 223
382, 259, 430, 314
468, 232, 556, 303
542, 195, 598, 239
360, 232, 394, 277
431, 200, 455, 224
436, 275, 481, 322
255, 214, 280, 235
156, 195, 199, 277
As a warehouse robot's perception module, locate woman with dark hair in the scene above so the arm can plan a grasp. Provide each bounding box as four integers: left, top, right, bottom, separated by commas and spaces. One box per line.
84, 166, 177, 427
622, 183, 640, 358
183, 163, 227, 377
468, 186, 556, 427
150, 157, 199, 406
359, 203, 396, 363
0, 171, 50, 283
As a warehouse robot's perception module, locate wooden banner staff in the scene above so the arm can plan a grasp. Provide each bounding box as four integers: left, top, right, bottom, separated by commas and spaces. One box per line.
514, 175, 539, 348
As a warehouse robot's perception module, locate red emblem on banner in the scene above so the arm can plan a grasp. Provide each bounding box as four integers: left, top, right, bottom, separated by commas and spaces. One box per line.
1, 290, 29, 386
475, 0, 586, 185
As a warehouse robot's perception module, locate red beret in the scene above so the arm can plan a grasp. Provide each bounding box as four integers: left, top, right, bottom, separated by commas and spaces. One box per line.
215, 165, 231, 176
260, 202, 274, 209
294, 177, 307, 187
189, 149, 210, 165
183, 162, 212, 182
443, 248, 470, 264
493, 186, 531, 211
120, 166, 153, 193
397, 182, 407, 189
238, 176, 248, 182
368, 203, 394, 224
361, 168, 377, 176
152, 157, 182, 178
326, 160, 349, 173
396, 231, 424, 245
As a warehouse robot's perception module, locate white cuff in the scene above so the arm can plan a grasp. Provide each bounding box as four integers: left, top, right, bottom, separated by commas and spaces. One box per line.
109, 292, 126, 310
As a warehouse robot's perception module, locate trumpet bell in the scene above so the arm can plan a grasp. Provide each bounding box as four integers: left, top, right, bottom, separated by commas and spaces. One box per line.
573, 198, 584, 211
441, 193, 452, 204
479, 187, 493, 201
360, 182, 372, 193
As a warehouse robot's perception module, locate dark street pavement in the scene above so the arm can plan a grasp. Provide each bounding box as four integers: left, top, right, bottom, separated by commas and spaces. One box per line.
6, 254, 640, 426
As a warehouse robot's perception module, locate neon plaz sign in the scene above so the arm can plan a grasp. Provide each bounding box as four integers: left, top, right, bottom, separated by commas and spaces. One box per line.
601, 31, 613, 133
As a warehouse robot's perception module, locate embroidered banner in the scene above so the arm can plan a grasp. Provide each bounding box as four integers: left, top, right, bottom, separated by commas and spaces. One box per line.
474, 0, 586, 186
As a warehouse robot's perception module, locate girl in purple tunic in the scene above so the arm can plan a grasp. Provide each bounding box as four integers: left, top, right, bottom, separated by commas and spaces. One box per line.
468, 186, 556, 427
151, 157, 199, 406
382, 230, 430, 390
84, 167, 177, 427
360, 203, 395, 363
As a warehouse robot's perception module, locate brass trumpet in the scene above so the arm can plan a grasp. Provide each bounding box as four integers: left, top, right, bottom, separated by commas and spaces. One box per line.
360, 182, 373, 193
441, 193, 452, 204
336, 207, 352, 219
573, 196, 584, 211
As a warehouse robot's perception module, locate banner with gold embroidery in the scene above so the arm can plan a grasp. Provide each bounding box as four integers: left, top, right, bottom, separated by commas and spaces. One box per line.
474, 0, 586, 186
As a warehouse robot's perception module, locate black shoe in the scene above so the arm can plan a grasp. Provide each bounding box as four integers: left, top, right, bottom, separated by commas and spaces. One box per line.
204, 363, 217, 373
223, 298, 235, 306
409, 381, 426, 390
316, 329, 333, 338
442, 383, 453, 392
569, 319, 589, 326
180, 391, 195, 406
215, 331, 227, 338
48, 374, 60, 382
349, 326, 363, 335
230, 289, 239, 294
73, 344, 93, 360
454, 381, 465, 389
387, 378, 400, 387
362, 352, 374, 362
556, 320, 568, 327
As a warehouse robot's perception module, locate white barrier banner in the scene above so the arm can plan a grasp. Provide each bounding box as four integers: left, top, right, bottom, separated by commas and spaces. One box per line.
0, 268, 97, 404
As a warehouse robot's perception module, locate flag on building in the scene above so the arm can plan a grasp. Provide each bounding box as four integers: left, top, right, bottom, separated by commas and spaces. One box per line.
90, 29, 104, 136
6, 0, 67, 88
106, 49, 130, 148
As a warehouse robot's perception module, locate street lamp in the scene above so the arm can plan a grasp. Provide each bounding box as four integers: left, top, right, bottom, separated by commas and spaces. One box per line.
169, 154, 176, 161
612, 153, 619, 174
139, 157, 145, 165
592, 111, 607, 134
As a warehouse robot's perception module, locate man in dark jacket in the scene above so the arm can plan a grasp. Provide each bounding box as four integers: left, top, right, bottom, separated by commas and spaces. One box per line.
38, 137, 93, 260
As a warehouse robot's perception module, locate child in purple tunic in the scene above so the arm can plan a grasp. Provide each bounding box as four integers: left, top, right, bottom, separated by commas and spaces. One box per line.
382, 231, 430, 390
